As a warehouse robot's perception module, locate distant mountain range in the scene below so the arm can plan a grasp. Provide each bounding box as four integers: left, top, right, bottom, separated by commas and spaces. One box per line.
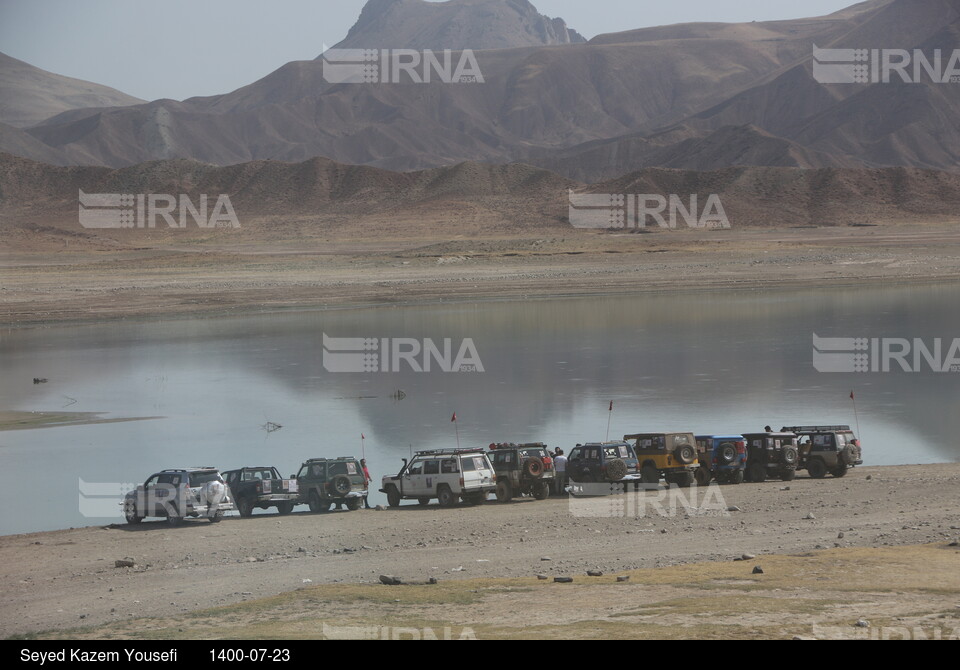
4, 150, 960, 246
1, 0, 959, 183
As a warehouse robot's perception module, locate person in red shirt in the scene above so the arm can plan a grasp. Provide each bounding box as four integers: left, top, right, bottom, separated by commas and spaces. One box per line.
360, 459, 372, 509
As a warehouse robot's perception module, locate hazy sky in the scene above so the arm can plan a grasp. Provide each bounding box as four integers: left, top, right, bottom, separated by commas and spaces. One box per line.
0, 0, 857, 101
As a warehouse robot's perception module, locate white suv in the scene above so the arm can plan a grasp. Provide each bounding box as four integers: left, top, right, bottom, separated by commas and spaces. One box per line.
123, 467, 234, 525
380, 449, 496, 507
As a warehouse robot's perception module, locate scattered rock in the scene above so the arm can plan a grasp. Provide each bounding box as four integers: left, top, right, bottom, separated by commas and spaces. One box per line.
727, 506, 742, 513
375, 505, 388, 511
838, 532, 845, 539
536, 574, 549, 580
379, 575, 402, 586
114, 558, 136, 568
540, 557, 551, 561
805, 513, 817, 520
865, 475, 872, 481
297, 547, 306, 553
301, 579, 312, 584
855, 619, 870, 628
616, 576, 630, 583
793, 635, 816, 641
780, 487, 791, 491
587, 570, 603, 577
741, 553, 756, 561
948, 541, 959, 547
428, 577, 438, 585
752, 566, 764, 575
554, 577, 573, 583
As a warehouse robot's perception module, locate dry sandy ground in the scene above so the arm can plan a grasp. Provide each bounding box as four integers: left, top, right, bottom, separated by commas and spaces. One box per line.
3, 223, 960, 326
2, 464, 959, 639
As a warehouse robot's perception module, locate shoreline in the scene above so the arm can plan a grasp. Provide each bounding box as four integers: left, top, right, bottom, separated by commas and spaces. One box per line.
2, 463, 959, 638
5, 223, 960, 328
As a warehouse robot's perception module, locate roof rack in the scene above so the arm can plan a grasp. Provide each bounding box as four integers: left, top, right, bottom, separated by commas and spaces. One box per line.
414, 448, 486, 456
781, 425, 852, 433
489, 442, 547, 449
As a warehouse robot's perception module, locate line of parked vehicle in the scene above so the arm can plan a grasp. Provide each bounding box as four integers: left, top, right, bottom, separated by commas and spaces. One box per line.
121, 425, 862, 524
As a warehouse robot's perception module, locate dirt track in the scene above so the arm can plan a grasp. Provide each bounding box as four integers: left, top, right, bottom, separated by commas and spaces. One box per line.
2, 463, 959, 638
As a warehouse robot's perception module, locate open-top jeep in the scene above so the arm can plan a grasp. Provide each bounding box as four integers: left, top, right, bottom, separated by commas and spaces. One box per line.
222, 466, 299, 517
695, 435, 748, 485
742, 432, 799, 482
488, 442, 554, 501
783, 425, 863, 479
380, 449, 496, 507
123, 467, 233, 525
295, 457, 368, 512
623, 433, 699, 487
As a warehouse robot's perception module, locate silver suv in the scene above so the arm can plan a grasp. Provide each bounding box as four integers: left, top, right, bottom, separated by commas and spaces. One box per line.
123, 467, 234, 525
381, 449, 496, 507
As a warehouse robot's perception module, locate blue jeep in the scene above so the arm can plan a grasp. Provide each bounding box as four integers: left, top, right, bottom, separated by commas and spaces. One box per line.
695, 435, 748, 485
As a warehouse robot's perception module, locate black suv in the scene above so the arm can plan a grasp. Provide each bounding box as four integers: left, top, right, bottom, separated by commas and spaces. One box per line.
742, 432, 799, 482
222, 466, 300, 517
783, 425, 864, 479
488, 443, 555, 502
294, 457, 368, 512
566, 442, 640, 484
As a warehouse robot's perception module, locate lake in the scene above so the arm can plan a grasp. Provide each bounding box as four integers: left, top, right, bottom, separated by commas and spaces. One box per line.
1, 283, 958, 535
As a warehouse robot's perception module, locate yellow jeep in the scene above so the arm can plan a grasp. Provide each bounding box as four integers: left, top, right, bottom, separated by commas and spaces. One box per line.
623, 432, 700, 487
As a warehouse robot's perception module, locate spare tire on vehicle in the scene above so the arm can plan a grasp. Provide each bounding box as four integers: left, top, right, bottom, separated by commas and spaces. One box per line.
782, 447, 798, 466
329, 474, 352, 496
524, 457, 545, 479
719, 443, 737, 464
605, 459, 629, 482
203, 480, 227, 506
676, 445, 696, 465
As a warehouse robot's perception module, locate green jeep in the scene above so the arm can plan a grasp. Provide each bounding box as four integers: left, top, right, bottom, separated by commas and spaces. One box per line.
294, 457, 368, 512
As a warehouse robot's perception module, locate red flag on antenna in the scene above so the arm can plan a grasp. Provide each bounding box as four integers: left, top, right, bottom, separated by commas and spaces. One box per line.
451, 412, 457, 422
361, 433, 365, 439
609, 401, 613, 412
850, 391, 855, 400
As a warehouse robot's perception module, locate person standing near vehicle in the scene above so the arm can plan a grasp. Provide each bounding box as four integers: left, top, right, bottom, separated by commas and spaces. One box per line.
360, 459, 372, 509
553, 449, 567, 496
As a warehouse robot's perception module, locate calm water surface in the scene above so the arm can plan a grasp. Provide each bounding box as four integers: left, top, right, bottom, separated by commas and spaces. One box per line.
1, 283, 958, 534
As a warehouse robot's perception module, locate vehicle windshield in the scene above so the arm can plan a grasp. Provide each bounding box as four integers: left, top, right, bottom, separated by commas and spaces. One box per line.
519, 448, 546, 459
189, 471, 221, 487
242, 469, 274, 481
329, 461, 358, 476
604, 445, 631, 459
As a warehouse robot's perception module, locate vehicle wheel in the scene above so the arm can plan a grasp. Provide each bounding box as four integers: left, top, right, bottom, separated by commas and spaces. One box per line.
309, 490, 330, 513
729, 469, 745, 485
237, 497, 254, 518
719, 442, 737, 464
346, 498, 361, 511
641, 464, 660, 485
524, 457, 545, 479
418, 497, 431, 506
605, 459, 628, 482
329, 475, 352, 497
780, 469, 796, 482
807, 459, 828, 479
496, 480, 513, 503
673, 471, 694, 488
386, 486, 401, 508
676, 445, 696, 465
209, 509, 224, 523
276, 502, 294, 515
533, 481, 550, 500
166, 508, 184, 527
831, 467, 848, 478
123, 500, 142, 525
437, 485, 456, 508
748, 462, 767, 483
694, 467, 712, 487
